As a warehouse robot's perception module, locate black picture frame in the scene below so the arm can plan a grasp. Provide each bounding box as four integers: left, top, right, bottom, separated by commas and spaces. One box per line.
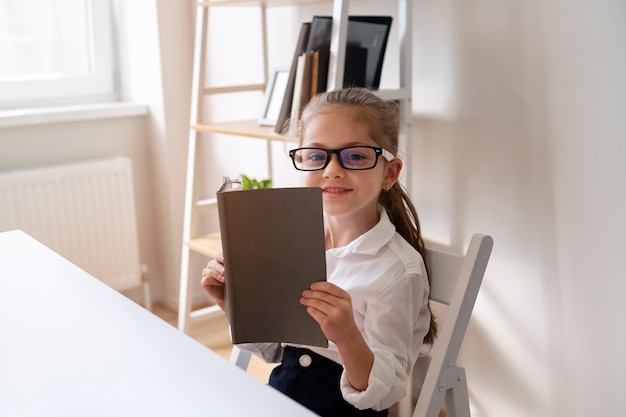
258, 67, 290, 126
345, 16, 392, 90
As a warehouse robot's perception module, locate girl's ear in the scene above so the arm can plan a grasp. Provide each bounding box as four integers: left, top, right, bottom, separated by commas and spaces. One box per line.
384, 157, 402, 188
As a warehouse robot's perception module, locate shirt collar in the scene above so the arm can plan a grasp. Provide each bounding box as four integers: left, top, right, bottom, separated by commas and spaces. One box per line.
328, 206, 396, 257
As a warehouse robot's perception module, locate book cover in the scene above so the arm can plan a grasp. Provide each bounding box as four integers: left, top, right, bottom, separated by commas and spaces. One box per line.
307, 16, 333, 94
310, 50, 319, 98
289, 52, 312, 131
216, 187, 328, 347
346, 16, 393, 89
314, 47, 330, 94
274, 22, 311, 134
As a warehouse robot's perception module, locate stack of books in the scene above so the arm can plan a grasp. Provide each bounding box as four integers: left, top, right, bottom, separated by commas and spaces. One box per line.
273, 16, 393, 134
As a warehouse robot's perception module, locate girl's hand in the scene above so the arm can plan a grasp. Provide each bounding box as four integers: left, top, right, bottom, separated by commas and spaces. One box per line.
201, 253, 226, 310
301, 281, 375, 392
300, 281, 359, 345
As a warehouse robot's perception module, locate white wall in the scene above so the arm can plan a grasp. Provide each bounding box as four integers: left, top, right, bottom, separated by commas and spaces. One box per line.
1, 1, 624, 416
411, 1, 626, 416
542, 1, 626, 415
0, 0, 194, 305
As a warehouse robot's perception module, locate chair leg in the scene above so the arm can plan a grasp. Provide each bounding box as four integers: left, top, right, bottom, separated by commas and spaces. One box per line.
230, 345, 252, 370
141, 264, 152, 311
443, 381, 470, 417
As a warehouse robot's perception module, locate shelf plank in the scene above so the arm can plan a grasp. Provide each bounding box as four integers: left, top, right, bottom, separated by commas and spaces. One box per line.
374, 88, 411, 101
186, 233, 223, 258
192, 119, 297, 142
196, 197, 218, 208
189, 304, 224, 319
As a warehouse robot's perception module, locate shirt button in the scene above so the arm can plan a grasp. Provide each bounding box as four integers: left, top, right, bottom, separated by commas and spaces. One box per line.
299, 354, 312, 367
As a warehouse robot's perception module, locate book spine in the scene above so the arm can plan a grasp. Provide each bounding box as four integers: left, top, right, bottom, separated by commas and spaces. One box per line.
274, 22, 311, 134
307, 16, 332, 94
289, 53, 306, 133
310, 50, 319, 98
216, 191, 237, 341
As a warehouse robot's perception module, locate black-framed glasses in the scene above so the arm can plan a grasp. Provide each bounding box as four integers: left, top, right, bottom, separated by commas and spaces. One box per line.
289, 146, 395, 171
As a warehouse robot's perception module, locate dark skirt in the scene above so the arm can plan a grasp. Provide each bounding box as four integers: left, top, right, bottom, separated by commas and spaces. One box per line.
268, 346, 388, 417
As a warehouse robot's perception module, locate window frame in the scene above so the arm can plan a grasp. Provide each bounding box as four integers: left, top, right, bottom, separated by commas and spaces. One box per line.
0, 0, 116, 110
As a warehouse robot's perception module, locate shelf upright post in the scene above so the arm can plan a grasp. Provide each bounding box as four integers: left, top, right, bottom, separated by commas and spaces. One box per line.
178, 3, 209, 334
260, 4, 274, 179
327, 0, 348, 90
398, 0, 413, 192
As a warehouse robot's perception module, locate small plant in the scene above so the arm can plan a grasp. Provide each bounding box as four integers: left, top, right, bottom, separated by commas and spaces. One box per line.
240, 174, 272, 190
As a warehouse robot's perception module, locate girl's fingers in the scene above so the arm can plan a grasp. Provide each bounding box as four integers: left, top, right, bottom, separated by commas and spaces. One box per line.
300, 296, 331, 315
199, 254, 227, 311
308, 281, 350, 299
302, 282, 350, 306
201, 260, 226, 288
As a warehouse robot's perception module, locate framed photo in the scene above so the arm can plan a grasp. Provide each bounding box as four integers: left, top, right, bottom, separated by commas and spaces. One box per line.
258, 66, 290, 126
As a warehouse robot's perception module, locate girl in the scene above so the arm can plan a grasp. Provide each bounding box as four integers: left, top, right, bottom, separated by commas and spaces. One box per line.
201, 87, 437, 417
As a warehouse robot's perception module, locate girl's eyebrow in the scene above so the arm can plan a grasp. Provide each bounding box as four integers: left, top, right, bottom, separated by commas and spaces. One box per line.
302, 141, 375, 148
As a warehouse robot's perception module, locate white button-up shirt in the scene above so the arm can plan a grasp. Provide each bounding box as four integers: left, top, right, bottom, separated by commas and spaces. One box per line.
241, 207, 431, 411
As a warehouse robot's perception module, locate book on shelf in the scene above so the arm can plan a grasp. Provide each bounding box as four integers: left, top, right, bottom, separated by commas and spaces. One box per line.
306, 16, 332, 95
274, 22, 311, 134
273, 16, 392, 134
310, 50, 319, 98
289, 51, 313, 133
216, 186, 328, 347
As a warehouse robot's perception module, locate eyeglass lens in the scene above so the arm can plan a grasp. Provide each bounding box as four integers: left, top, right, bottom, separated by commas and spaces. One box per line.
291, 147, 381, 171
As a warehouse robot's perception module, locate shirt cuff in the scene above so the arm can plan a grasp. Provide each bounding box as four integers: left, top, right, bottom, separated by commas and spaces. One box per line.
339, 353, 396, 411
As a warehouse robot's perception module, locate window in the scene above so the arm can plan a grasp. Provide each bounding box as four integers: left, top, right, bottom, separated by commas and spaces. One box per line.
0, 0, 115, 110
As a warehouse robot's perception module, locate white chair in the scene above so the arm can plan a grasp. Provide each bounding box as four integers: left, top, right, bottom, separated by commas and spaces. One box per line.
398, 234, 493, 417
230, 234, 493, 417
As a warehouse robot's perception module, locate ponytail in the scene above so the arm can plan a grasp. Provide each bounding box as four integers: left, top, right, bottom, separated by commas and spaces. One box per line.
380, 183, 437, 345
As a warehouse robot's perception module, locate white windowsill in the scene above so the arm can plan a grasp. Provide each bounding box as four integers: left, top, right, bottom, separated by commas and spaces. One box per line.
0, 102, 149, 128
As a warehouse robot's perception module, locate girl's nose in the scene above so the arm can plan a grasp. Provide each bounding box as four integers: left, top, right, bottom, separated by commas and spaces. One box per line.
323, 153, 344, 177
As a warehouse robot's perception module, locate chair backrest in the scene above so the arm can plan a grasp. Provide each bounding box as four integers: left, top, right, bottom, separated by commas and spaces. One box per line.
402, 233, 493, 417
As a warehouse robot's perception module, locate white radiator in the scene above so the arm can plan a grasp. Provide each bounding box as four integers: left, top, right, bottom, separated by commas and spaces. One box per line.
0, 157, 150, 307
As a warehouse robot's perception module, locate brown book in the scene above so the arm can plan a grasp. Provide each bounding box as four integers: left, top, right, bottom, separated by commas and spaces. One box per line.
289, 52, 313, 132
307, 16, 332, 93
216, 187, 328, 347
310, 50, 319, 98
274, 22, 311, 134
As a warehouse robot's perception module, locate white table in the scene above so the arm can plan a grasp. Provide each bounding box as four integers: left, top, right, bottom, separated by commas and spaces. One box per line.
0, 230, 316, 417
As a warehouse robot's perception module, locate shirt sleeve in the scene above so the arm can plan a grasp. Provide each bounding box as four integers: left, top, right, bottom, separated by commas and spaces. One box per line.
235, 342, 284, 364
340, 271, 431, 411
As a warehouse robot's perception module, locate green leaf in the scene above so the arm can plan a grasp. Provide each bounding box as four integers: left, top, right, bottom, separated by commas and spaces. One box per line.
240, 174, 252, 190
259, 179, 272, 189
240, 174, 272, 190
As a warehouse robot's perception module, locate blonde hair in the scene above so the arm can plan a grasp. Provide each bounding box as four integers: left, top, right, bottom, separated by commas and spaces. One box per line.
295, 87, 437, 345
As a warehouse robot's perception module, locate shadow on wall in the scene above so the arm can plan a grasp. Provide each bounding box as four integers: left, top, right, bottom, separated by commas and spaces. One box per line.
460, 292, 549, 417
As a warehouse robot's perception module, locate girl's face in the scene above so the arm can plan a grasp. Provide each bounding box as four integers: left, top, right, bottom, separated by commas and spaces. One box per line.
300, 110, 400, 224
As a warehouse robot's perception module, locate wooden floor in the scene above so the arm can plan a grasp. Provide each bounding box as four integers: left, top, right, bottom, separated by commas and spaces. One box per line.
152, 302, 418, 417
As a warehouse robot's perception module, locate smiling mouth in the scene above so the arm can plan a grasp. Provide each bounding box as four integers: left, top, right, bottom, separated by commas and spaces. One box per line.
322, 187, 352, 195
